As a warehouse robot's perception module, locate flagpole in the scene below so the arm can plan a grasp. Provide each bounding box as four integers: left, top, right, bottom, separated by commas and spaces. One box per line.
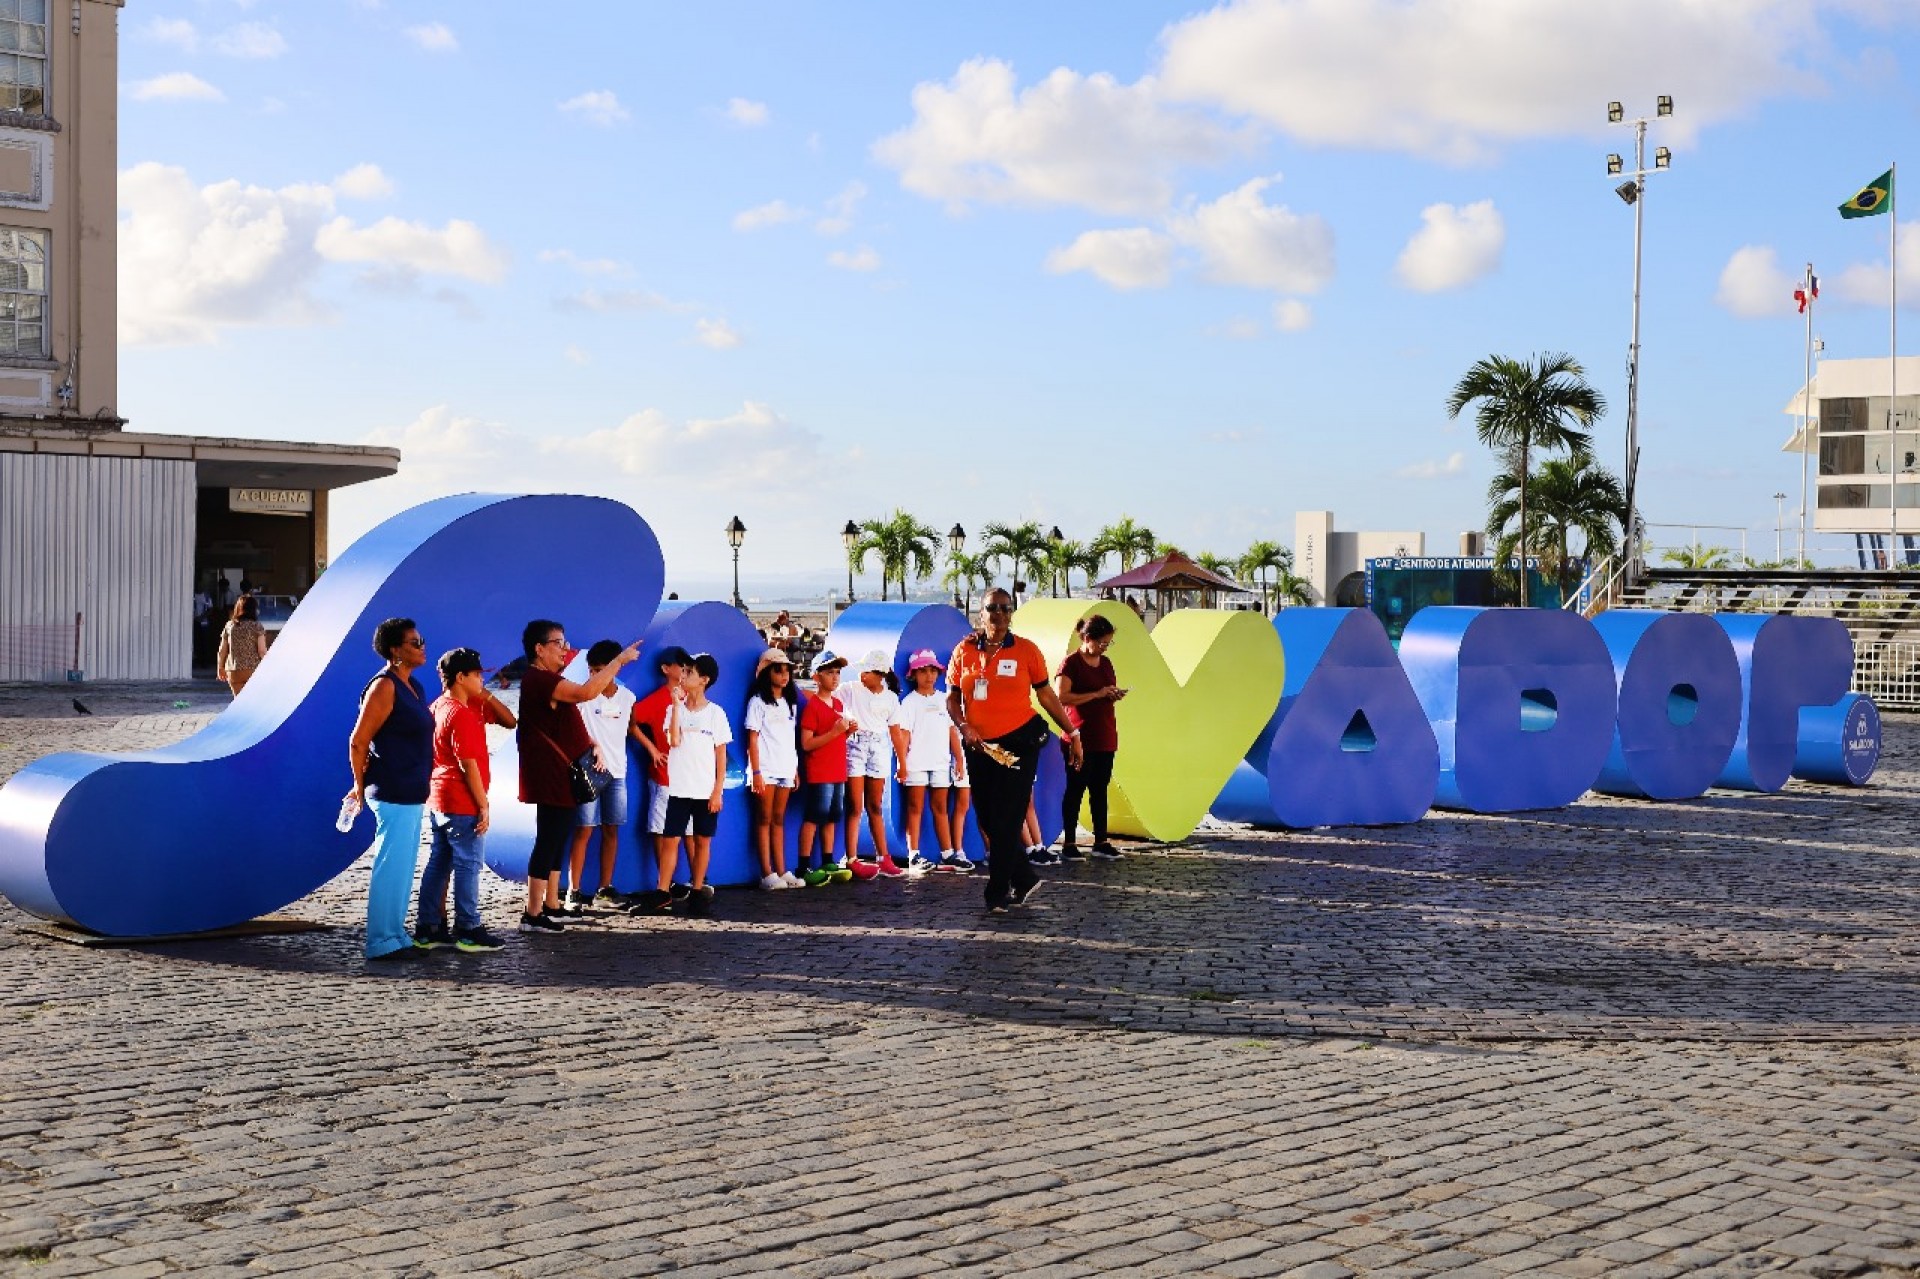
1891, 161, 1899, 569
1801, 262, 1814, 565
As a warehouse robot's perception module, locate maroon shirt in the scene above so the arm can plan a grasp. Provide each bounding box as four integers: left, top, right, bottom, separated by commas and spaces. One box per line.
1057, 650, 1118, 753
517, 666, 593, 806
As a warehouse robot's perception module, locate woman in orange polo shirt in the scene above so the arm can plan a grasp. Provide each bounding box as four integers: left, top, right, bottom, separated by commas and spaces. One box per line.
946, 588, 1083, 911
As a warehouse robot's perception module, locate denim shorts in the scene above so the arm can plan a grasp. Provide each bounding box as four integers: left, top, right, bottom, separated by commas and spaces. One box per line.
645, 781, 671, 835
575, 773, 627, 827
847, 730, 892, 779
758, 775, 795, 789
900, 767, 951, 789
802, 780, 846, 823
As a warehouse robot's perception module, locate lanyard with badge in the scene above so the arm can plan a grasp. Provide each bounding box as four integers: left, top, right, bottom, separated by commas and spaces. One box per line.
972, 635, 1006, 701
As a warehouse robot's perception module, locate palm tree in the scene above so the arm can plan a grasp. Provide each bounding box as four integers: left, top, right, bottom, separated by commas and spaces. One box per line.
1272, 568, 1313, 609
1446, 352, 1607, 607
1071, 542, 1105, 594
1195, 551, 1237, 577
1045, 538, 1088, 598
1486, 455, 1627, 603
1237, 539, 1292, 614
1661, 544, 1731, 569
982, 520, 1050, 601
942, 550, 993, 612
1092, 516, 1156, 575
851, 509, 939, 602
1152, 540, 1184, 560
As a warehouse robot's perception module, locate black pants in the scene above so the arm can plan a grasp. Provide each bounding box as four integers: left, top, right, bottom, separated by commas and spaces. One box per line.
969, 717, 1046, 903
1063, 748, 1115, 845
529, 804, 573, 878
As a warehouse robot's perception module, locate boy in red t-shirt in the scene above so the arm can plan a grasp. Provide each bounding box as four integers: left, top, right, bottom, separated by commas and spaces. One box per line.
415, 646, 518, 951
626, 644, 694, 914
795, 650, 858, 884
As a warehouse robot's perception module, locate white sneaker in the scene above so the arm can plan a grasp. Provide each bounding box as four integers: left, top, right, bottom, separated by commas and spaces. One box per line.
781, 871, 805, 888
905, 856, 935, 877
761, 873, 788, 890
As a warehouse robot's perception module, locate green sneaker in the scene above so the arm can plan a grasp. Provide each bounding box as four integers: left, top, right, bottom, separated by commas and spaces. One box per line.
801, 867, 835, 888
412, 928, 453, 950
827, 863, 854, 884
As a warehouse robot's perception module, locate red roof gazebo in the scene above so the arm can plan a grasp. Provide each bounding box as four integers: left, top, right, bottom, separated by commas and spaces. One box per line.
1093, 552, 1251, 616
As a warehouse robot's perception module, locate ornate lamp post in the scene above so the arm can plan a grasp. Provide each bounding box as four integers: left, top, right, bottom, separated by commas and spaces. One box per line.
725, 516, 747, 611
948, 523, 966, 608
841, 520, 860, 605
1048, 525, 1065, 598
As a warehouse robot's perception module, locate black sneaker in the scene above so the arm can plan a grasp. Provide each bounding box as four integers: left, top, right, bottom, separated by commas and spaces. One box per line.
548, 898, 585, 918
1058, 844, 1084, 861
519, 912, 565, 933
454, 928, 507, 953
564, 889, 593, 912
1090, 843, 1123, 860
1027, 848, 1060, 866
985, 894, 1013, 914
669, 882, 692, 902
681, 886, 714, 919
593, 886, 627, 908
1011, 880, 1042, 907
626, 890, 674, 916
412, 928, 454, 950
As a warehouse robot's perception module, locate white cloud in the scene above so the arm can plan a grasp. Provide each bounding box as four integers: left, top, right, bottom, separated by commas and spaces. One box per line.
1045, 227, 1175, 290
1155, 0, 1824, 163
538, 248, 628, 277
143, 18, 198, 51
1272, 298, 1312, 331
314, 216, 509, 283
118, 162, 337, 346
334, 402, 830, 563
827, 245, 882, 273
404, 23, 458, 52
1394, 199, 1504, 292
725, 97, 771, 127
555, 287, 675, 313
563, 345, 590, 366
559, 91, 630, 126
1395, 451, 1467, 480
1171, 176, 1334, 293
130, 73, 226, 103
695, 318, 743, 349
872, 57, 1246, 216
333, 163, 394, 200
1715, 244, 1800, 318
1832, 221, 1920, 310
212, 22, 286, 58
733, 199, 808, 232
815, 181, 868, 235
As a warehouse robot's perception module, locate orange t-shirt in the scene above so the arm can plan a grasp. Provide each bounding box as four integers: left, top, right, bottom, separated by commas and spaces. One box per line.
948, 632, 1051, 740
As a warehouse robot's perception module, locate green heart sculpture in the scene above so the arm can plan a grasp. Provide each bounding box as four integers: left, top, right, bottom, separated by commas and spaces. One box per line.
1016, 599, 1284, 842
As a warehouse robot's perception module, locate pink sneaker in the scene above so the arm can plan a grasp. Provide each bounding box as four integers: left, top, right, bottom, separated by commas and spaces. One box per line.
848, 859, 880, 881
876, 856, 907, 878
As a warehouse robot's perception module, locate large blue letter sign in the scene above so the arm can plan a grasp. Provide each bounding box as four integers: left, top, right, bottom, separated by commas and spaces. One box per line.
1400, 607, 1617, 812
0, 494, 663, 935
1590, 610, 1742, 800
1212, 608, 1439, 828
1714, 615, 1856, 792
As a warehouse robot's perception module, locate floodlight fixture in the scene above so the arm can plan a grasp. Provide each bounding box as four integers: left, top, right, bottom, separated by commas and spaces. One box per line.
1656, 94, 1673, 117
1607, 154, 1624, 175
1615, 181, 1640, 206
1654, 146, 1671, 170
1607, 100, 1624, 123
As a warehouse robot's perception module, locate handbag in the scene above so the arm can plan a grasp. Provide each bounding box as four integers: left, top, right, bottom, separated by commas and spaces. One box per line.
568, 753, 601, 805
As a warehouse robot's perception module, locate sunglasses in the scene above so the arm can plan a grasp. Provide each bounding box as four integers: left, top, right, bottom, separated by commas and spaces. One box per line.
983, 604, 1015, 615
403, 636, 426, 649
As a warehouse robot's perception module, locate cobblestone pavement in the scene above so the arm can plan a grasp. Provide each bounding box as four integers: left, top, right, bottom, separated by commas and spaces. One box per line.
2, 682, 1918, 1276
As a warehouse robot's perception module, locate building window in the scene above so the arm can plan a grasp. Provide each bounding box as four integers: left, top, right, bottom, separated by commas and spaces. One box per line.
0, 0, 46, 116
0, 226, 45, 357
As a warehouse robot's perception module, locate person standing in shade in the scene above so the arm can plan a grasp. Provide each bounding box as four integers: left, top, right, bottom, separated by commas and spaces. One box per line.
346, 617, 435, 962
516, 620, 640, 934
946, 589, 1083, 911
216, 594, 268, 696
1054, 613, 1127, 860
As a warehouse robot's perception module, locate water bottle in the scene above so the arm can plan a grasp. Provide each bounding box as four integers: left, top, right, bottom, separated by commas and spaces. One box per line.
335, 795, 361, 832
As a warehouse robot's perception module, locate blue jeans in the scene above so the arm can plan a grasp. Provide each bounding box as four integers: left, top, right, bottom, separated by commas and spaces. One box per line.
418, 810, 484, 935
366, 797, 424, 958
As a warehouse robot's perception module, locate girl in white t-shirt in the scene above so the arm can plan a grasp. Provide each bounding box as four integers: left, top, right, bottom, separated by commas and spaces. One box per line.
744, 648, 803, 889
839, 649, 905, 877
890, 648, 966, 873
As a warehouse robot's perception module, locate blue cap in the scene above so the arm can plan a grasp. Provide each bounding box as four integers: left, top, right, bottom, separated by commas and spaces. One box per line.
811, 648, 848, 674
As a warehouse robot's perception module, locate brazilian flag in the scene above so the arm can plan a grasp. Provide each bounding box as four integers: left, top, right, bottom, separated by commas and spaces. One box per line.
1840, 169, 1893, 219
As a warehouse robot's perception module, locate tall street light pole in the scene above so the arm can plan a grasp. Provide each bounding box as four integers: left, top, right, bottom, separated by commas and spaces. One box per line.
1773, 491, 1787, 563
841, 520, 860, 605
948, 524, 966, 609
1048, 525, 1064, 598
725, 515, 747, 611
1606, 94, 1673, 587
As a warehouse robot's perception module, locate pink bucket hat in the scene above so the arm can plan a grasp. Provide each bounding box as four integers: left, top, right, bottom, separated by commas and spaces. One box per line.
906, 648, 944, 673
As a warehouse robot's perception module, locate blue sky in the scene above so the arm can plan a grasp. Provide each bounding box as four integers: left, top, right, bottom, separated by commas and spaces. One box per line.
117, 1, 1920, 593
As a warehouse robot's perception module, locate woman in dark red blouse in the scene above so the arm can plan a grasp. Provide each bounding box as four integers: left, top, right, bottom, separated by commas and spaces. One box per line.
1054, 614, 1127, 859
515, 619, 639, 933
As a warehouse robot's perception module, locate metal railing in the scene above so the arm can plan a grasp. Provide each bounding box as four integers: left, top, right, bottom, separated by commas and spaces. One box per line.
1855, 639, 1920, 709
1562, 554, 1627, 617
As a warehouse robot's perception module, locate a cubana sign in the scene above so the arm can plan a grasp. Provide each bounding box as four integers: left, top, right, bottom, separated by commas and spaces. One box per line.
0, 494, 1882, 938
